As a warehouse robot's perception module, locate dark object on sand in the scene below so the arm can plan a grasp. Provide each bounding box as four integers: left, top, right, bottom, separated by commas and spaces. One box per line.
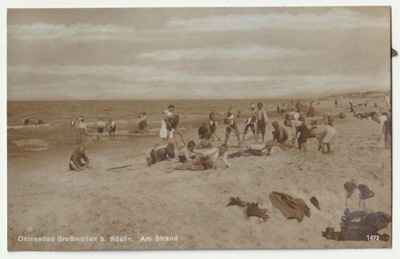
245, 202, 269, 222
354, 111, 378, 120
226, 197, 247, 207
358, 184, 375, 204
269, 191, 311, 222
309, 196, 320, 211
106, 164, 133, 171
335, 112, 347, 119
344, 181, 357, 198
322, 209, 391, 241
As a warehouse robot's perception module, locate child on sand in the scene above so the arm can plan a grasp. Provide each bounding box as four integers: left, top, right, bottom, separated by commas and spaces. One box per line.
69, 146, 91, 171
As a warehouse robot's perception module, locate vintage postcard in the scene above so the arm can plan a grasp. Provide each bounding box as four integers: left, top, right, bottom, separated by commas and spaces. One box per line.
7, 6, 392, 251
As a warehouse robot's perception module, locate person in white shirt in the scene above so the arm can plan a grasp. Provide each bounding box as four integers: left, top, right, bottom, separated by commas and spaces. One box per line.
96, 118, 106, 141
173, 144, 230, 171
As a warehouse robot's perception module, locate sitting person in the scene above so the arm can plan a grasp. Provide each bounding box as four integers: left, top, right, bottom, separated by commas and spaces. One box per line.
196, 134, 214, 149
228, 140, 274, 158
198, 123, 211, 139
178, 141, 197, 163
146, 143, 176, 166
69, 146, 91, 171
272, 121, 288, 144
174, 144, 229, 171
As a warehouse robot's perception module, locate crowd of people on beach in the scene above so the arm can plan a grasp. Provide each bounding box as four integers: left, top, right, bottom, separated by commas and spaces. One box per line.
65, 96, 391, 173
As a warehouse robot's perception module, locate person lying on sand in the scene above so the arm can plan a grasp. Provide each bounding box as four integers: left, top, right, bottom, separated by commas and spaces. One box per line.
173, 144, 229, 171
228, 141, 274, 158
146, 143, 176, 166
69, 146, 91, 171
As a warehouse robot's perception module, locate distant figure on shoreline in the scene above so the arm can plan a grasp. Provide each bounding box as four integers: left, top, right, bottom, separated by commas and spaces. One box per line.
22, 117, 29, 125
69, 146, 91, 171
106, 118, 116, 141
96, 118, 106, 141
137, 112, 147, 132
36, 119, 44, 127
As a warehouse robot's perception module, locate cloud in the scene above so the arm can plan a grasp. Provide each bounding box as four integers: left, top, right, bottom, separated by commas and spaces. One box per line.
8, 64, 389, 100
8, 23, 144, 42
138, 45, 323, 61
167, 8, 389, 32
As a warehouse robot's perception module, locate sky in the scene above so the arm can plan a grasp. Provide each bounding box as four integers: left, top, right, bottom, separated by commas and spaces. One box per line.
7, 7, 391, 100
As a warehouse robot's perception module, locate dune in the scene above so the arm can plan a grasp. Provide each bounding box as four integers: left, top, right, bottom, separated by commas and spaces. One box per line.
7, 94, 391, 250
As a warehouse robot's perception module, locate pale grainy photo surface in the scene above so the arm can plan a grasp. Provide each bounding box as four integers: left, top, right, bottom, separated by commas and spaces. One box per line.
7, 7, 392, 250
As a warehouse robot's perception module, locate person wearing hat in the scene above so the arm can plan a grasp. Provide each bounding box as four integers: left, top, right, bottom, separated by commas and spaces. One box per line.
272, 121, 288, 144
69, 146, 91, 171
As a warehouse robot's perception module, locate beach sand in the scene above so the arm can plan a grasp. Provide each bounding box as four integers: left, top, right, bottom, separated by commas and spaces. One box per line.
7, 94, 392, 250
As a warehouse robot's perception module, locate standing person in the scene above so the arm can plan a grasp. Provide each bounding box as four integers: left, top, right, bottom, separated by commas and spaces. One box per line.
250, 103, 255, 112
69, 146, 91, 171
160, 109, 173, 142
96, 118, 106, 142
375, 112, 391, 149
223, 108, 241, 147
106, 118, 116, 141
313, 119, 337, 154
242, 116, 257, 141
280, 103, 286, 114
165, 104, 185, 146
335, 98, 338, 107
254, 102, 269, 144
209, 111, 221, 142
284, 114, 305, 147
77, 116, 88, 144
137, 112, 147, 132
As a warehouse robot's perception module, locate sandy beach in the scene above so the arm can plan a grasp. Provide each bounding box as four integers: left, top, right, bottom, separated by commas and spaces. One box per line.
7, 94, 392, 250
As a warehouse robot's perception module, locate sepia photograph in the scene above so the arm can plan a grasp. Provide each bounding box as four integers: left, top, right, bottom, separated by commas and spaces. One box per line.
5, 3, 395, 254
